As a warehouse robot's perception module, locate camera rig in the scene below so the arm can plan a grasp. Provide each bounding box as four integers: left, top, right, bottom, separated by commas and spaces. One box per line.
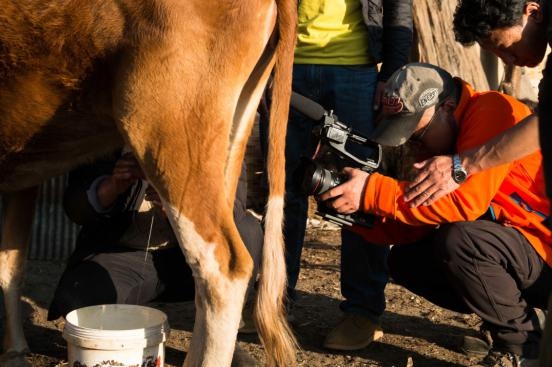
290, 92, 381, 172
289, 92, 382, 228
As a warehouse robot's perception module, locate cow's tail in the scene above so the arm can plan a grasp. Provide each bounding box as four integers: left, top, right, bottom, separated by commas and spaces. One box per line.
254, 0, 298, 366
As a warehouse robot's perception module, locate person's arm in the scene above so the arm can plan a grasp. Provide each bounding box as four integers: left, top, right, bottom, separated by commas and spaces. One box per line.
63, 153, 144, 225
322, 161, 512, 226
373, 0, 414, 110
94, 154, 145, 209
318, 167, 369, 214
538, 55, 552, 229
379, 0, 413, 82
323, 91, 532, 224
318, 169, 433, 245
404, 113, 539, 207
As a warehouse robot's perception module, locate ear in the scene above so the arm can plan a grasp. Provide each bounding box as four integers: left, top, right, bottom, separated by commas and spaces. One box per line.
442, 98, 456, 113
526, 2, 544, 23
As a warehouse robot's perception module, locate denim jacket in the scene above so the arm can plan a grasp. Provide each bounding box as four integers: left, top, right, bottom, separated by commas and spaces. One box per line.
360, 0, 413, 81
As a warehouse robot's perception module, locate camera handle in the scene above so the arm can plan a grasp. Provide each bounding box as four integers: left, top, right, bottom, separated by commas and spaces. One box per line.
290, 91, 381, 172
321, 116, 381, 172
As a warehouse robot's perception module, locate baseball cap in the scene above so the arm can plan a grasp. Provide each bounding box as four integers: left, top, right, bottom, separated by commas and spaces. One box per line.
370, 63, 455, 146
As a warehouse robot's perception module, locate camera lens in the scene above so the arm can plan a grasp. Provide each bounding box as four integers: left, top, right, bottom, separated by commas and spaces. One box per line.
300, 161, 342, 195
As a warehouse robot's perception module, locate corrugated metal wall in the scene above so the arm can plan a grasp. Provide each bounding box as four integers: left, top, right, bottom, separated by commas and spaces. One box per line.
29, 175, 79, 260
0, 175, 79, 261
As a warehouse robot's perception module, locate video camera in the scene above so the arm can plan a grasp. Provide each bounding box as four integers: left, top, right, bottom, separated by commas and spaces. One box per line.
289, 92, 382, 228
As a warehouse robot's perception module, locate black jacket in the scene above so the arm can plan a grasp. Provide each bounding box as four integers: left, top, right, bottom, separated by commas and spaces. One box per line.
360, 0, 413, 81
63, 152, 137, 250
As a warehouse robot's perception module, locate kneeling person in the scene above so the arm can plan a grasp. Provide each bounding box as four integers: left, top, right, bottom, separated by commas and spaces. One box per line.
320, 63, 552, 367
48, 151, 262, 366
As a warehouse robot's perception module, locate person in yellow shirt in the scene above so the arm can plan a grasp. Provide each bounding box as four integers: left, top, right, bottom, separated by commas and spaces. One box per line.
260, 0, 413, 351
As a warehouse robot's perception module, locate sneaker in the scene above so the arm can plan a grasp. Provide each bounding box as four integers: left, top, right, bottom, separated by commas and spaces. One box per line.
463, 308, 546, 358
323, 314, 383, 351
471, 349, 538, 367
461, 324, 493, 357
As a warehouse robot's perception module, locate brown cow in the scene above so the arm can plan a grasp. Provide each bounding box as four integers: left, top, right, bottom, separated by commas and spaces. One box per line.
0, 1, 296, 366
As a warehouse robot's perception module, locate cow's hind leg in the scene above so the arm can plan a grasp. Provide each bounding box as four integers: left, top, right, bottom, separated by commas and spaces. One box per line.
112, 1, 284, 364
165, 204, 253, 367
125, 141, 253, 366
0, 187, 38, 367
116, 95, 254, 366
117, 105, 254, 366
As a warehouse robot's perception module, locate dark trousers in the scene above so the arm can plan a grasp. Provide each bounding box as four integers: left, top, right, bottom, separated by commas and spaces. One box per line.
389, 220, 552, 358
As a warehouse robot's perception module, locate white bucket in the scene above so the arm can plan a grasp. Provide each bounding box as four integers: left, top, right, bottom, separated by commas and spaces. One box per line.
63, 304, 170, 367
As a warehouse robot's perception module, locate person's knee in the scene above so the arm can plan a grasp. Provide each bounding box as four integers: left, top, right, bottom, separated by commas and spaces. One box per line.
236, 214, 263, 266
388, 246, 414, 288
48, 261, 117, 320
434, 223, 475, 265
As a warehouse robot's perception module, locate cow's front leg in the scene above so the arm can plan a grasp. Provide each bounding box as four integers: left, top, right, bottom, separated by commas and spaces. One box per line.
0, 187, 37, 367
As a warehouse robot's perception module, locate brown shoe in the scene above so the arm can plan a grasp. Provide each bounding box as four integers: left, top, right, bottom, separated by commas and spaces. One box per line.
323, 314, 383, 351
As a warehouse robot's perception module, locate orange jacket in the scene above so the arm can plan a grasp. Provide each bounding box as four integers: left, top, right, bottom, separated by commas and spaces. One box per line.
357, 79, 552, 266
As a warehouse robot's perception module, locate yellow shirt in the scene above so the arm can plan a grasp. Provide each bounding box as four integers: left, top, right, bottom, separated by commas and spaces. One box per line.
294, 0, 372, 65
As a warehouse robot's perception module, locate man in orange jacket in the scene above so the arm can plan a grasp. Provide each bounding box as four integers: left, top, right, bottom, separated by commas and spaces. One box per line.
319, 63, 552, 367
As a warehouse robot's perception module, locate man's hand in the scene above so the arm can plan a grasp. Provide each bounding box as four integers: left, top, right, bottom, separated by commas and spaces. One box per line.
108, 153, 146, 193
318, 167, 369, 214
97, 153, 146, 209
404, 155, 458, 207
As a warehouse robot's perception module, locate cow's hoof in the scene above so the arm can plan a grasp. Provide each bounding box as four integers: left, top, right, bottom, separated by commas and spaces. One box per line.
0, 350, 31, 367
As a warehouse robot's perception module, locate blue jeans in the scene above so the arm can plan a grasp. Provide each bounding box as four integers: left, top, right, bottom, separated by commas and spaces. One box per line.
278, 64, 389, 322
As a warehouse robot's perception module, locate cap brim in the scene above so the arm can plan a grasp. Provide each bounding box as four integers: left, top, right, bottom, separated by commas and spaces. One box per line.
369, 111, 423, 147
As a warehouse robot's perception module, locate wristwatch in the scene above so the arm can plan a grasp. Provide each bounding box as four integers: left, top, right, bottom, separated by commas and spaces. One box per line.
452, 154, 468, 184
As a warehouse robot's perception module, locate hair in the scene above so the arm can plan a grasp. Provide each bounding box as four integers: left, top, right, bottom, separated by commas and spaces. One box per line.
453, 0, 527, 45
445, 78, 460, 106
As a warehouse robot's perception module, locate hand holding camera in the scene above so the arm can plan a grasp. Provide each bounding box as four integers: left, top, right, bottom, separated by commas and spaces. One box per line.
318, 167, 369, 215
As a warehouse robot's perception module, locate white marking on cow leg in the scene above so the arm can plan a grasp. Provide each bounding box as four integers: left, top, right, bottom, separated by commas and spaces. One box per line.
164, 204, 251, 367
0, 250, 28, 354
0, 188, 37, 355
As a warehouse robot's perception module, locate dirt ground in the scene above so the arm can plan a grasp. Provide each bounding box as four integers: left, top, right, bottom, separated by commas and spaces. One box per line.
15, 219, 484, 367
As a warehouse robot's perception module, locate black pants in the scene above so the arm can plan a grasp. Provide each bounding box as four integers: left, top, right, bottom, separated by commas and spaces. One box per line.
389, 220, 552, 358
48, 165, 263, 320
